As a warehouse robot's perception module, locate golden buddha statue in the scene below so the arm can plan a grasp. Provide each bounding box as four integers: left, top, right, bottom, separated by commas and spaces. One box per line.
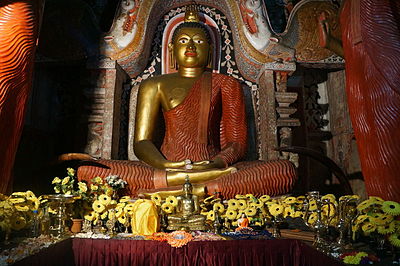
76, 4, 297, 199
167, 176, 206, 231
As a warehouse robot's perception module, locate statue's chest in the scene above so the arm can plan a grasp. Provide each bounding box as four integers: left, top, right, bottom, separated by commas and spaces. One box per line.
164, 86, 190, 109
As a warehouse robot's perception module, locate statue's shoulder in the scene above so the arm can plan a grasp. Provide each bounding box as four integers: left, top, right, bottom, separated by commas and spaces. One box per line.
139, 73, 177, 91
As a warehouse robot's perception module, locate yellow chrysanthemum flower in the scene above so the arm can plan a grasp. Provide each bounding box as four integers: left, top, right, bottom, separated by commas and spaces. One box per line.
357, 200, 373, 212
259, 195, 270, 203
92, 176, 103, 184
166, 196, 178, 207
25, 191, 36, 201
355, 214, 369, 225
227, 199, 239, 210
382, 201, 400, 216
78, 182, 87, 193
67, 167, 75, 176
361, 222, 377, 233
296, 196, 305, 203
294, 211, 303, 218
108, 211, 116, 220
206, 210, 215, 221
269, 203, 283, 217
105, 188, 114, 197
92, 200, 105, 213
99, 194, 111, 206
14, 204, 29, 212
100, 211, 108, 220
308, 212, 318, 225
322, 194, 336, 201
226, 209, 237, 220
369, 196, 384, 203
84, 211, 97, 221
90, 184, 98, 191
213, 203, 225, 214
54, 187, 61, 193
308, 200, 317, 211
11, 216, 26, 230
161, 203, 174, 214
62, 176, 70, 185
283, 206, 294, 218
115, 208, 124, 218
118, 215, 127, 224
283, 197, 296, 205
245, 194, 255, 201
253, 200, 263, 209
343, 255, 360, 265
389, 233, 400, 247
151, 193, 162, 206
322, 204, 335, 217
237, 199, 247, 210
52, 177, 61, 184
119, 196, 131, 203
235, 194, 246, 200
9, 198, 25, 204
124, 203, 136, 215
245, 207, 257, 217
370, 213, 394, 225
377, 221, 396, 234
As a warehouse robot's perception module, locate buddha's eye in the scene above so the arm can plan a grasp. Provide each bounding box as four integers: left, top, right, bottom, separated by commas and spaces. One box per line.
179, 38, 189, 44
193, 39, 204, 44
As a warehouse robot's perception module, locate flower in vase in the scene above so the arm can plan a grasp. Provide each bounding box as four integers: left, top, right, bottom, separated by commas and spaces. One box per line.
235, 194, 246, 200
90, 184, 99, 191
100, 211, 108, 220
308, 200, 317, 211
118, 214, 127, 224
227, 199, 239, 210
226, 209, 237, 220
213, 202, 225, 214
245, 207, 257, 217
84, 211, 97, 221
92, 177, 103, 185
357, 199, 373, 212
245, 194, 255, 201
206, 210, 215, 221
11, 216, 26, 230
151, 194, 162, 206
92, 200, 106, 213
283, 206, 294, 218
78, 182, 88, 193
62, 177, 70, 185
9, 198, 25, 204
99, 194, 111, 206
161, 203, 174, 214
237, 199, 247, 210
361, 222, 377, 233
52, 177, 61, 184
124, 203, 136, 215
259, 195, 270, 203
166, 196, 178, 207
377, 221, 396, 234
268, 203, 283, 217
283, 197, 296, 205
120, 196, 131, 203
389, 233, 400, 247
382, 200, 400, 216
307, 212, 318, 225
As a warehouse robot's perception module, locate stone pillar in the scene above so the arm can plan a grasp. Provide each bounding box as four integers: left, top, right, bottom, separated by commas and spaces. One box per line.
257, 62, 299, 163
84, 59, 129, 159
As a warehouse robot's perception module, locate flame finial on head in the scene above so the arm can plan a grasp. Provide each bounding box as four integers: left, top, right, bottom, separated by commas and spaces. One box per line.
184, 4, 200, 23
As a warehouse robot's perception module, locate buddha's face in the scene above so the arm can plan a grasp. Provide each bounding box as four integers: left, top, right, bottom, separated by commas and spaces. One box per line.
172, 27, 210, 69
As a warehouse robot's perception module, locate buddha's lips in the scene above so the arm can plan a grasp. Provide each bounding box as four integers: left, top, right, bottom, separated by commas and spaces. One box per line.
185, 51, 197, 57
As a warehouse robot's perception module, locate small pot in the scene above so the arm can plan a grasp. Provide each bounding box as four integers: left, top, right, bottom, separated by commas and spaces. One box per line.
71, 218, 84, 233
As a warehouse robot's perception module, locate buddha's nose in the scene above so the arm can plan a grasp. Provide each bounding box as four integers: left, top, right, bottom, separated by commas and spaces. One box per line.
187, 39, 196, 51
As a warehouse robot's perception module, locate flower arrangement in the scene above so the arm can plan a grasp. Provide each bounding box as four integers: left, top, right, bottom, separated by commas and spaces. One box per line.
149, 194, 178, 215
0, 191, 40, 234
352, 196, 400, 248
340, 251, 379, 265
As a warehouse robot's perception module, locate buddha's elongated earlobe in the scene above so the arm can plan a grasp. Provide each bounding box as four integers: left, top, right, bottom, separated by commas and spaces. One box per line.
168, 43, 177, 70
207, 44, 213, 69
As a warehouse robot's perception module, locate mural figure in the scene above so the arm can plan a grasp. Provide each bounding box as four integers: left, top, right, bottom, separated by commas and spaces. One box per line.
103, 0, 140, 51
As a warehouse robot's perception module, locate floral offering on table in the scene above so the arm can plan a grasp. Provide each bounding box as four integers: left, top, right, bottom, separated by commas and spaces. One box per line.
352, 196, 400, 248
0, 191, 40, 235
339, 251, 379, 265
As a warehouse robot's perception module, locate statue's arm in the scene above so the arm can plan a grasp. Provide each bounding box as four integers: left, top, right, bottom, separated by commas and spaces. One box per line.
134, 79, 185, 169
213, 76, 248, 166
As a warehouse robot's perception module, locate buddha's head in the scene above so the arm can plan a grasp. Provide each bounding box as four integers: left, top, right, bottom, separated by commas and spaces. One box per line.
168, 5, 212, 72
183, 175, 193, 195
